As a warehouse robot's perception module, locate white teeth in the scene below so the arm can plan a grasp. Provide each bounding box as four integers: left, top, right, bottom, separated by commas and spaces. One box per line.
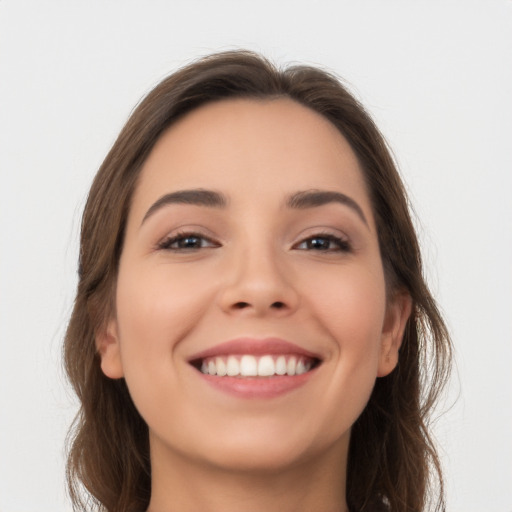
275, 355, 287, 375
199, 354, 315, 378
257, 355, 275, 376
240, 355, 258, 376
215, 357, 227, 376
296, 359, 306, 375
226, 356, 239, 376
287, 356, 297, 376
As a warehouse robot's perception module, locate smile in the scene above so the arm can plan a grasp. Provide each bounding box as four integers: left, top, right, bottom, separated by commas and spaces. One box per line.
199, 354, 316, 377
188, 338, 322, 398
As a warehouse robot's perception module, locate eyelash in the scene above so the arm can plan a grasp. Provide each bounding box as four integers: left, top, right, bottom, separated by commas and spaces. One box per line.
157, 231, 219, 251
293, 233, 351, 253
157, 231, 351, 253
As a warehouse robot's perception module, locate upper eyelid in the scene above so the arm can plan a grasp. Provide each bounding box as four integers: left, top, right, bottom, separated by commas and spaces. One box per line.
158, 226, 220, 242
292, 233, 351, 249
155, 230, 221, 251
154, 225, 352, 247
292, 226, 350, 243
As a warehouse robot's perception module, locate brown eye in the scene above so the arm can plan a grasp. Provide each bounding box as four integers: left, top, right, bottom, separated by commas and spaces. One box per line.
158, 233, 219, 251
295, 234, 350, 252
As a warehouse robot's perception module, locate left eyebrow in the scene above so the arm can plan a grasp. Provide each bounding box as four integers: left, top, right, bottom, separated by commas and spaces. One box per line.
141, 189, 228, 225
287, 189, 369, 227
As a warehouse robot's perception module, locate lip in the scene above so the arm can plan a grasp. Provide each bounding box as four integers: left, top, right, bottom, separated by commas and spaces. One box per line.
188, 337, 322, 399
188, 337, 322, 361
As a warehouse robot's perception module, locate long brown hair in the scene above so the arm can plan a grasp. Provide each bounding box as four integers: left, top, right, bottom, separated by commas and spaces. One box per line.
64, 50, 452, 512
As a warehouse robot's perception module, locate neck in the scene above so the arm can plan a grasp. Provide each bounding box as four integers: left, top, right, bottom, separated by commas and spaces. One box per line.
146, 439, 349, 512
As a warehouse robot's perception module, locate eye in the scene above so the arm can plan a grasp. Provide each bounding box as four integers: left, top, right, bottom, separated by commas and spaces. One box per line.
294, 234, 351, 252
157, 231, 220, 251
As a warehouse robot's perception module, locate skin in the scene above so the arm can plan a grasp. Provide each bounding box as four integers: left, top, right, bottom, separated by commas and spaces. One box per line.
98, 98, 411, 512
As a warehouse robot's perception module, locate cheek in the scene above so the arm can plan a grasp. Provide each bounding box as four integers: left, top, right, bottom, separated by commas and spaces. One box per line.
114, 262, 214, 372
302, 273, 386, 442
302, 260, 387, 349
301, 261, 387, 407
112, 261, 219, 428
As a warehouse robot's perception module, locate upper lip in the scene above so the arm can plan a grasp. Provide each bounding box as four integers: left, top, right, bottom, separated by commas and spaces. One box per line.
187, 337, 323, 363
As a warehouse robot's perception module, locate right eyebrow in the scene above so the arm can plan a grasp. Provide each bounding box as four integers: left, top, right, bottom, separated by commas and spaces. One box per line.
286, 189, 369, 228
141, 189, 228, 225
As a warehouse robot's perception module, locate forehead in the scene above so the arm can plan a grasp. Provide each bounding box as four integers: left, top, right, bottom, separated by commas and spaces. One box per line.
131, 98, 372, 221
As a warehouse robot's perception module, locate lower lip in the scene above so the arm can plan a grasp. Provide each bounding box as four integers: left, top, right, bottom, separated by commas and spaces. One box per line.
196, 369, 317, 399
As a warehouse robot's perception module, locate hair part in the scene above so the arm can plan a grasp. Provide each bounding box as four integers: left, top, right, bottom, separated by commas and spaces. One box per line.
64, 50, 452, 512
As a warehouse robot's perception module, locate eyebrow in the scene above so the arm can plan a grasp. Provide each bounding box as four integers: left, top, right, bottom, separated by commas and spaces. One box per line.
141, 188, 368, 227
287, 189, 368, 226
141, 189, 228, 225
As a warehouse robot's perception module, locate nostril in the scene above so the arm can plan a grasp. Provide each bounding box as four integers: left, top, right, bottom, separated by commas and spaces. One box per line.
233, 301, 250, 309
232, 301, 286, 310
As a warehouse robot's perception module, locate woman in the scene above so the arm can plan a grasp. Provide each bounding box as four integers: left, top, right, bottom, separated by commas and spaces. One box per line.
64, 50, 452, 512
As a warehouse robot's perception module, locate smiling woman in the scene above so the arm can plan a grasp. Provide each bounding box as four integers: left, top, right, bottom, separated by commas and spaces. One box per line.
64, 50, 452, 512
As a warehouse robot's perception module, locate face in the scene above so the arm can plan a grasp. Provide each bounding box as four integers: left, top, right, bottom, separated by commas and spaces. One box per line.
98, 98, 410, 475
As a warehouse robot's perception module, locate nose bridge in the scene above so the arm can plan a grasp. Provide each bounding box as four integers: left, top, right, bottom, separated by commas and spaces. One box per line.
219, 231, 298, 315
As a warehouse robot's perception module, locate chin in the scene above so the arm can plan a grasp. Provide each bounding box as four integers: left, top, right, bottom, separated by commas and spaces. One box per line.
187, 421, 349, 475
201, 442, 313, 474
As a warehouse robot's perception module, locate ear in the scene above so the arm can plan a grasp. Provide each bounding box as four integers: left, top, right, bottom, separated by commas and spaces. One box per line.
377, 291, 412, 377
96, 318, 124, 379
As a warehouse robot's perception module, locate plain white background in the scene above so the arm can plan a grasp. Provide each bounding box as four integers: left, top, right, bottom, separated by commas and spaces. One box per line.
1, 1, 511, 511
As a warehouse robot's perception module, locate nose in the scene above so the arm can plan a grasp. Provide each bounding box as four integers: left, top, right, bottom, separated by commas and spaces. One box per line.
218, 246, 300, 317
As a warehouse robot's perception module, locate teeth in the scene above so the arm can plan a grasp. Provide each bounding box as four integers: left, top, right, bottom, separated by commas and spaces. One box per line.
216, 357, 227, 376
275, 355, 287, 375
257, 355, 275, 376
240, 355, 258, 376
226, 356, 239, 376
296, 359, 307, 375
287, 357, 296, 376
199, 354, 315, 377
